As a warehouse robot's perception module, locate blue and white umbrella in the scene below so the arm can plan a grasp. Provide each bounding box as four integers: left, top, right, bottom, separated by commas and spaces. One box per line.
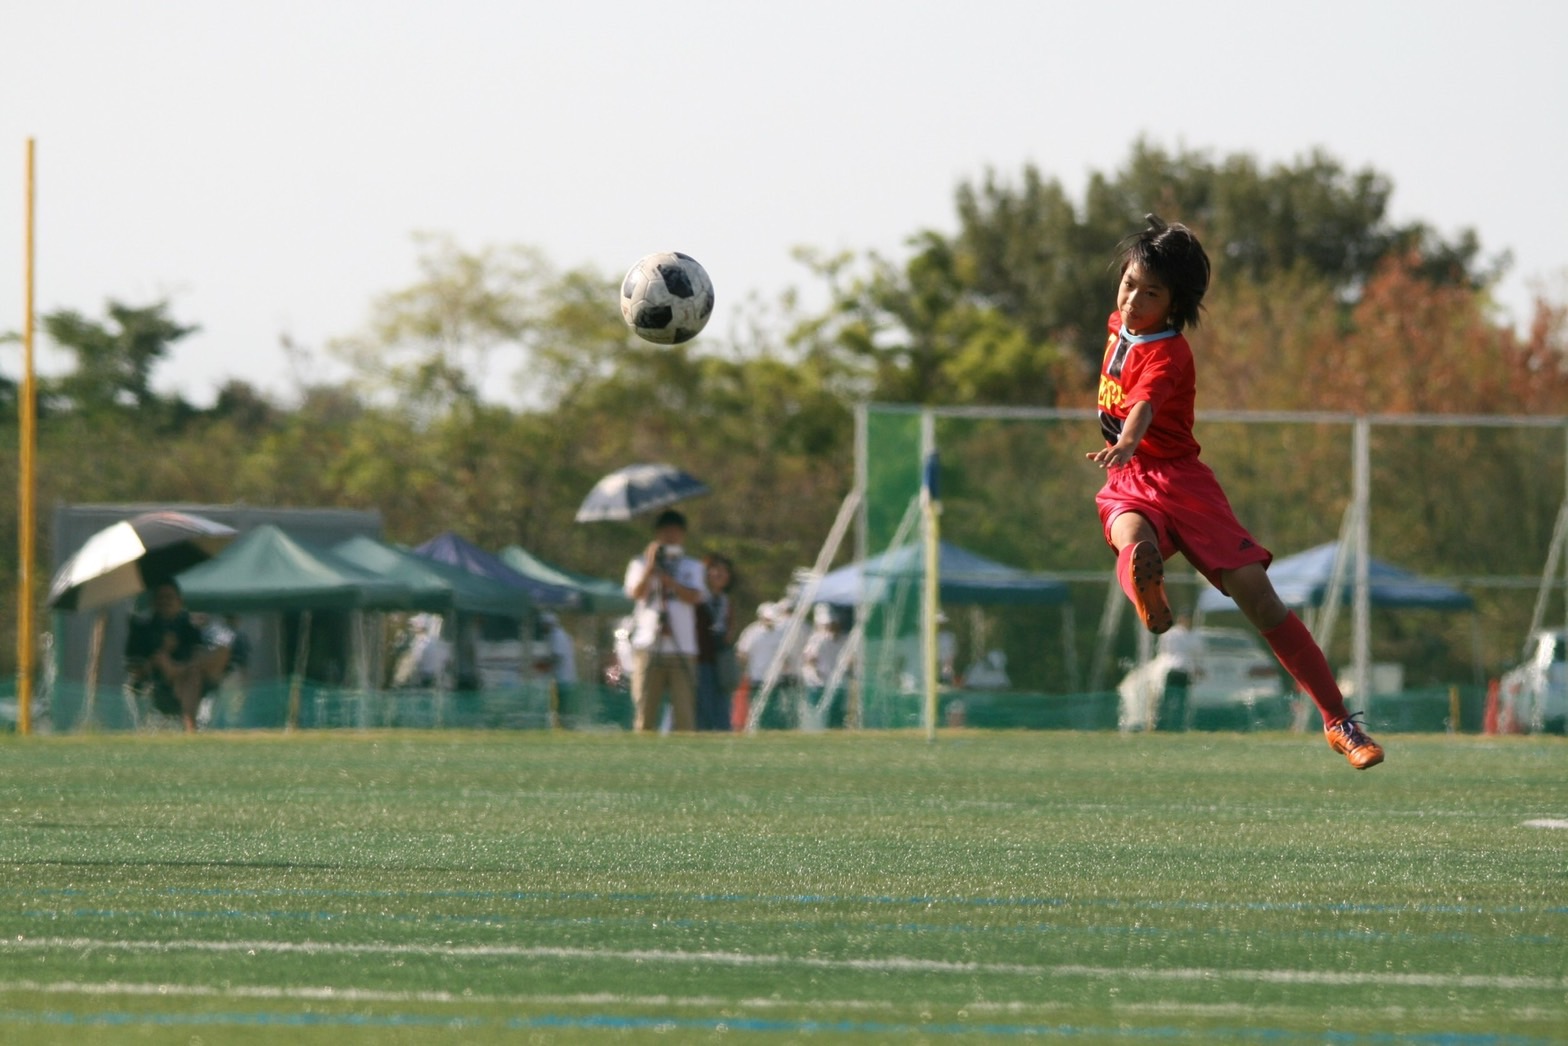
575, 463, 710, 523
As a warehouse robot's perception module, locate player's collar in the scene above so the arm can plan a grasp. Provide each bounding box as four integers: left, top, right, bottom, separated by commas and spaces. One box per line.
1120, 326, 1179, 346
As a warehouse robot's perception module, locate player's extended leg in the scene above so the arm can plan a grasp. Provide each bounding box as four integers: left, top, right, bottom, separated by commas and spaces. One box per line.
1220, 562, 1384, 769
1108, 513, 1173, 635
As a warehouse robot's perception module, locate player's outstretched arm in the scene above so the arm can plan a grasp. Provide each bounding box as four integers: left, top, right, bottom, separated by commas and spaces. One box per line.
1087, 401, 1154, 468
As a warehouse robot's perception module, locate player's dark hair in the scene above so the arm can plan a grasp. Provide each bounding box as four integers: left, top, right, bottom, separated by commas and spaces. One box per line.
1115, 214, 1211, 331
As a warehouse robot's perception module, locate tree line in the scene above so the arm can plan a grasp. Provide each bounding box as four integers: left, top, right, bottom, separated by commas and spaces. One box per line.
3, 141, 1564, 685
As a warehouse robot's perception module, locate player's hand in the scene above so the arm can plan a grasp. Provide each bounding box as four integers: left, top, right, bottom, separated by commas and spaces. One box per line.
1086, 443, 1135, 469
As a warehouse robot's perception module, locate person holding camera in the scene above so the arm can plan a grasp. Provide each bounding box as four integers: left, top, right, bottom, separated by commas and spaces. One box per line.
622, 509, 709, 733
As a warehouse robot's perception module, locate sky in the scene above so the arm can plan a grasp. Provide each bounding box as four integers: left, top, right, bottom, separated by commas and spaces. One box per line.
2, 0, 1565, 405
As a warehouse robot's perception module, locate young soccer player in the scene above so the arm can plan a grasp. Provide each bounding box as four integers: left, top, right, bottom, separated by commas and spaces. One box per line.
1087, 215, 1384, 769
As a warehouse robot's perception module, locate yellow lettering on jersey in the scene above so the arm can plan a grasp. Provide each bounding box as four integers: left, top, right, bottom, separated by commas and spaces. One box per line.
1097, 376, 1124, 412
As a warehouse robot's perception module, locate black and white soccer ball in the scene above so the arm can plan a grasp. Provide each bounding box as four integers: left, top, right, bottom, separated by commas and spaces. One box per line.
619, 251, 715, 345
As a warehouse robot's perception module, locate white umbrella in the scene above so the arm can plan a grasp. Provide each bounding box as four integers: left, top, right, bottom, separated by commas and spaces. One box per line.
48, 511, 237, 612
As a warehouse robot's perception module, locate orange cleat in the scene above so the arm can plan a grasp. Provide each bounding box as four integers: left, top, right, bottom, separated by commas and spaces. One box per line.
1129, 541, 1173, 635
1326, 713, 1385, 769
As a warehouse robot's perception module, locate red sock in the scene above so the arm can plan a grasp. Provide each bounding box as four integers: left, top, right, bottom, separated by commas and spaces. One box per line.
1261, 612, 1349, 726
1115, 544, 1138, 605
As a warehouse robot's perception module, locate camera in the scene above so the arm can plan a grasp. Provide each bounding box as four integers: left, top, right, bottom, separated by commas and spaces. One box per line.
654, 543, 683, 574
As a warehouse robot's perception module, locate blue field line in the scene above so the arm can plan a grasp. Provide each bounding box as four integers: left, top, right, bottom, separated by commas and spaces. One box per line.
0, 1008, 1557, 1044
13, 884, 1567, 920
14, 906, 1562, 951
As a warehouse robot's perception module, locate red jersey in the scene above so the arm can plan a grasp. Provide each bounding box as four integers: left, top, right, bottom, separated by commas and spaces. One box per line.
1095, 311, 1200, 459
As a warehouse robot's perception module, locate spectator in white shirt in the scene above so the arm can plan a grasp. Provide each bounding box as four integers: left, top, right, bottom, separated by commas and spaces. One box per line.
623, 509, 709, 732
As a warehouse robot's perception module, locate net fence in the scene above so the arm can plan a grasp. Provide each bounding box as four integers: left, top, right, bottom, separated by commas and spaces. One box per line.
20, 676, 634, 734
850, 403, 1568, 733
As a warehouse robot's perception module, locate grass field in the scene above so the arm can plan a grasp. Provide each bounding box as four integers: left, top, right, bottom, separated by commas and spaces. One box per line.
0, 729, 1563, 1044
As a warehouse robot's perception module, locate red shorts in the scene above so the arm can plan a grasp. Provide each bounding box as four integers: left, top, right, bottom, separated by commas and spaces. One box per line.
1096, 453, 1271, 594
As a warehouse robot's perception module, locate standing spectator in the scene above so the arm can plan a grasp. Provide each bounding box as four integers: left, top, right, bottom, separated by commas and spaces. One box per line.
695, 555, 737, 731
897, 611, 959, 692
124, 580, 232, 732
735, 603, 777, 679
623, 510, 709, 733
802, 602, 849, 727
534, 612, 579, 722
737, 601, 799, 729
732, 601, 777, 730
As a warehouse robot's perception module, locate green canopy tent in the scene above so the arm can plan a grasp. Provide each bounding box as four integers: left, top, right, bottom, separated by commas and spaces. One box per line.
498, 545, 632, 615
176, 525, 421, 726
178, 524, 415, 613
333, 535, 537, 709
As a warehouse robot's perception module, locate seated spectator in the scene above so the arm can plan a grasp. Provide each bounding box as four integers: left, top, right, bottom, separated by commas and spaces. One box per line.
124, 580, 232, 732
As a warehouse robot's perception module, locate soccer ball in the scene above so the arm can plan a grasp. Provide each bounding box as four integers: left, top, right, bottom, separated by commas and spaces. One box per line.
619, 251, 715, 344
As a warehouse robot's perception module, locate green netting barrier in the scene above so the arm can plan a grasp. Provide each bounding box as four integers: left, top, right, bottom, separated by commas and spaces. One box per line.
26, 679, 636, 733
3, 676, 1490, 735
853, 403, 1559, 732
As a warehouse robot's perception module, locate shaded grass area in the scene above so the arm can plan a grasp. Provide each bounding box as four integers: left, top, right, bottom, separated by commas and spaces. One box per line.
0, 730, 1564, 1043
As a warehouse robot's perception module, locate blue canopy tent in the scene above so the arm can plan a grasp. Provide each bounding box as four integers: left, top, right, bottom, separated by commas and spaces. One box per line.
799, 542, 1074, 720
814, 541, 1070, 607
332, 535, 530, 618
1196, 542, 1478, 703
411, 532, 582, 611
1196, 543, 1474, 613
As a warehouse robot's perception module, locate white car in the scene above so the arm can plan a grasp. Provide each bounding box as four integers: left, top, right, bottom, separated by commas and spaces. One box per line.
1498, 629, 1567, 734
1118, 627, 1285, 731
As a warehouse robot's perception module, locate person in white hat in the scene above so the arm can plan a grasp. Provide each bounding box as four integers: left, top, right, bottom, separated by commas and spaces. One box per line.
736, 602, 781, 694
803, 602, 850, 726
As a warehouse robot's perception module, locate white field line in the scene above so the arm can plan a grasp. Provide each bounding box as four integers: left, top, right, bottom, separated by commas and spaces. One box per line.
1, 981, 1559, 1024
1521, 818, 1568, 829
2, 937, 1563, 992
0, 984, 890, 1016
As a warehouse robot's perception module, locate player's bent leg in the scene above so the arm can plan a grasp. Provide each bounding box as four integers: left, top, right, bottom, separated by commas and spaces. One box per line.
1110, 515, 1172, 635
1127, 542, 1173, 635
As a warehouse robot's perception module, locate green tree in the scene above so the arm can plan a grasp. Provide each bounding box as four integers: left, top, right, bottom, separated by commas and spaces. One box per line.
819, 141, 1506, 400
41, 300, 198, 419
329, 233, 631, 414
